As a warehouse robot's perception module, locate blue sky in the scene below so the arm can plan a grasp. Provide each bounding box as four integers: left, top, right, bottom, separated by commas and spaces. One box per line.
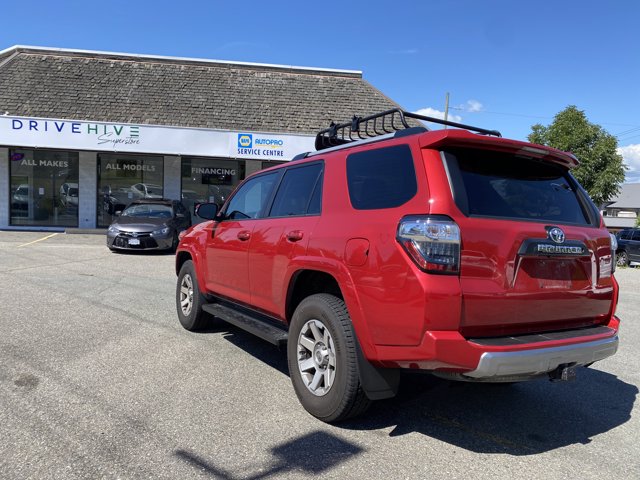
3, 0, 640, 181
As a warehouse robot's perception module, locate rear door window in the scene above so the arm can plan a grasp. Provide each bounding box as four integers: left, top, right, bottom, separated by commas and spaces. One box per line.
347, 144, 417, 210
443, 148, 592, 225
269, 163, 323, 217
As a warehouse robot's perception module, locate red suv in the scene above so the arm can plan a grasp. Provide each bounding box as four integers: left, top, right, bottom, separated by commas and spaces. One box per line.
175, 109, 620, 422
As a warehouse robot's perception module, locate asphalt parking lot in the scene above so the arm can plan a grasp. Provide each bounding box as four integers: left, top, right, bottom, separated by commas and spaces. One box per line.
0, 231, 638, 479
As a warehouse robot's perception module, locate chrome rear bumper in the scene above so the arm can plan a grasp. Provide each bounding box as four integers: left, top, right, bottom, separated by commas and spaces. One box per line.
463, 335, 619, 380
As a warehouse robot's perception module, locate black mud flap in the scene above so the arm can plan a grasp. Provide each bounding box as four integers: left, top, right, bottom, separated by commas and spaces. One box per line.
355, 341, 400, 400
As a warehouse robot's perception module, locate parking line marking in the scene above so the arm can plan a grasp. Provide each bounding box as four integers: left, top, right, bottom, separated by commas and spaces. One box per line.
16, 233, 59, 248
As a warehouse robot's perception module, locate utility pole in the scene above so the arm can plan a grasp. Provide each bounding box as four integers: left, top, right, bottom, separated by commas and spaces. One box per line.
444, 92, 450, 129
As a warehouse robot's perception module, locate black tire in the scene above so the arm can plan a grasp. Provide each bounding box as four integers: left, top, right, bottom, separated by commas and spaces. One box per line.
617, 250, 629, 267
287, 293, 371, 423
176, 260, 208, 331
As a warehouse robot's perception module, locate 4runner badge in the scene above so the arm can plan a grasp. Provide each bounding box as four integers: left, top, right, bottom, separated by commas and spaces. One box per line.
548, 227, 565, 244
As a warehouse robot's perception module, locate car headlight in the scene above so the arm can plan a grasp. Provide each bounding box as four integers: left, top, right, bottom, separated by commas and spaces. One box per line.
108, 225, 120, 234
151, 227, 171, 236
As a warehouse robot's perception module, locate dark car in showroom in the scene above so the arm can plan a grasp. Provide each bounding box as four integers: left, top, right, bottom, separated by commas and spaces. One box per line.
107, 199, 191, 252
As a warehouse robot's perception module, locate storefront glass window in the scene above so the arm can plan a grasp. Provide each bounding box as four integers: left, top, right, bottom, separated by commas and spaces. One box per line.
181, 158, 244, 222
97, 154, 164, 227
9, 149, 80, 227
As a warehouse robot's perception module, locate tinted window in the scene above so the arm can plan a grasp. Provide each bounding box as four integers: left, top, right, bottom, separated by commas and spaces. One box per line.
307, 172, 323, 215
632, 230, 640, 241
619, 230, 631, 240
270, 163, 323, 217
445, 148, 590, 225
347, 145, 417, 210
224, 172, 279, 220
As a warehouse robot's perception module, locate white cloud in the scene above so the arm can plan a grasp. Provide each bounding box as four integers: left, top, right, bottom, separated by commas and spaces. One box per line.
414, 107, 462, 124
454, 100, 484, 113
618, 144, 640, 183
466, 100, 484, 112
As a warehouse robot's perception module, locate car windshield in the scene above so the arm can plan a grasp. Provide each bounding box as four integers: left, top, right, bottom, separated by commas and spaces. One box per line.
68, 188, 78, 197
121, 204, 173, 218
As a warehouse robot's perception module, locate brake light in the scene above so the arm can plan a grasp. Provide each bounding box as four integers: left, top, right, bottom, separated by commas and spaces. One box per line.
600, 233, 618, 278
397, 215, 461, 274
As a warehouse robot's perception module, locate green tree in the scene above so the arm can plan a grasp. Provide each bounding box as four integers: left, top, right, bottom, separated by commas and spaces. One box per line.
528, 105, 625, 206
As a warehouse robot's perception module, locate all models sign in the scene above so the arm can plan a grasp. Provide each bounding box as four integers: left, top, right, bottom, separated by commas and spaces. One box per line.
0, 116, 315, 160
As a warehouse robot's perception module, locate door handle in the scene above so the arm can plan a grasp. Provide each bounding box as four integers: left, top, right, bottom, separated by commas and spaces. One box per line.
286, 230, 304, 242
237, 231, 251, 241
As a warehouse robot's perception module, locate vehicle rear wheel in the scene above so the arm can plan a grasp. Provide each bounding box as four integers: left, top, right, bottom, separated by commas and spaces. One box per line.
176, 260, 208, 331
617, 250, 629, 267
287, 293, 371, 423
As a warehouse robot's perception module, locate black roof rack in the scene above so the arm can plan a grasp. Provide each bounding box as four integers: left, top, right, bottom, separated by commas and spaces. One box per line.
315, 108, 501, 151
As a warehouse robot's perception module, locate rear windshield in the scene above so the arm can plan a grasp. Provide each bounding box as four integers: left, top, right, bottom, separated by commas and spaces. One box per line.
443, 148, 591, 225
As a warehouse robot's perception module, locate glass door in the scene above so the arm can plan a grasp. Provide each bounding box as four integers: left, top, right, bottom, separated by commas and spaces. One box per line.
9, 149, 79, 227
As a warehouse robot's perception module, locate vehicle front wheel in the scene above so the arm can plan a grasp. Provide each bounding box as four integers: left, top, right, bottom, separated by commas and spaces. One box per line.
287, 294, 370, 423
176, 260, 208, 331
617, 250, 629, 267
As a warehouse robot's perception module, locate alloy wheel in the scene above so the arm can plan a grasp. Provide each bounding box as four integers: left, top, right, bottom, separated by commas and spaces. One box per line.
180, 273, 194, 316
296, 319, 336, 396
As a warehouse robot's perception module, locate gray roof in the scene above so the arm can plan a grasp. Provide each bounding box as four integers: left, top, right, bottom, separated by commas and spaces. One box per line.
0, 45, 408, 135
606, 183, 640, 209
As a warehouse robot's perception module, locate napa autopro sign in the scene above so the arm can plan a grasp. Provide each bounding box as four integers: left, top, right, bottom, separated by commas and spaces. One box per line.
236, 133, 290, 158
0, 116, 315, 159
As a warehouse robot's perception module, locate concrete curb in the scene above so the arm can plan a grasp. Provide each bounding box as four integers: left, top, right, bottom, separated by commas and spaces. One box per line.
65, 228, 106, 235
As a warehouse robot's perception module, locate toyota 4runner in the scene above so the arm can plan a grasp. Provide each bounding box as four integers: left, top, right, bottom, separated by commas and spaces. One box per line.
175, 109, 620, 422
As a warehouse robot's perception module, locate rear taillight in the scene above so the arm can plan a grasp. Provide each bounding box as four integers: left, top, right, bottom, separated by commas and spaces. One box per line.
598, 233, 617, 279
397, 215, 461, 274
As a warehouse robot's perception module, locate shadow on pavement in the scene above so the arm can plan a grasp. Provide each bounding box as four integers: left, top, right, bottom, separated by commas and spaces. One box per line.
195, 319, 637, 456
342, 367, 637, 455
175, 430, 363, 479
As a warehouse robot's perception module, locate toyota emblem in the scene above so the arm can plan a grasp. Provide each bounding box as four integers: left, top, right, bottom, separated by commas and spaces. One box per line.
548, 227, 565, 244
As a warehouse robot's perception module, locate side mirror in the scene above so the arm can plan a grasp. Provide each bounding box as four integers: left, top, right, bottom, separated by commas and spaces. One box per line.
195, 202, 219, 220
114, 210, 122, 216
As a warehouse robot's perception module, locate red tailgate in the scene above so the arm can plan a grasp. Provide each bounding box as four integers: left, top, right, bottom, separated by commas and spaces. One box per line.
457, 218, 615, 337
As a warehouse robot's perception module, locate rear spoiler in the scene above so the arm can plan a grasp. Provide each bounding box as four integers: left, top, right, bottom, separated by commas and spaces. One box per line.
419, 129, 580, 169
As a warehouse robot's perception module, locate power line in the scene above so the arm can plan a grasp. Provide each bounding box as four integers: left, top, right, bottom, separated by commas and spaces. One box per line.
449, 106, 640, 135
615, 126, 640, 138
618, 133, 640, 143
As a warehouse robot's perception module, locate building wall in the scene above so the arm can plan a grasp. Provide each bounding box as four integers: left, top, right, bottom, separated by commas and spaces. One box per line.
78, 152, 97, 228
245, 160, 262, 177
0, 147, 8, 228
164, 156, 181, 201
